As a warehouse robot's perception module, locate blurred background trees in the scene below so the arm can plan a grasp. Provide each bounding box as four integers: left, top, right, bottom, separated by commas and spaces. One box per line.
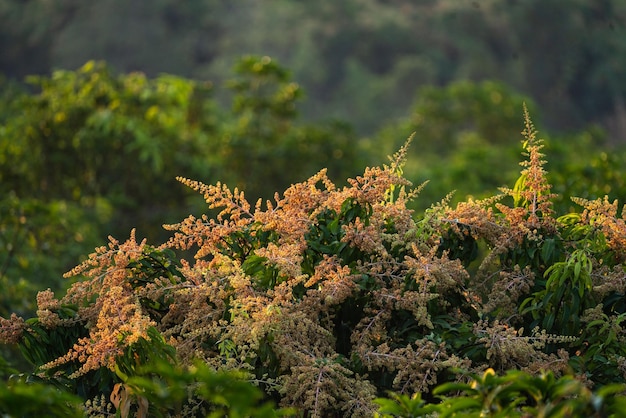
3, 0, 625, 135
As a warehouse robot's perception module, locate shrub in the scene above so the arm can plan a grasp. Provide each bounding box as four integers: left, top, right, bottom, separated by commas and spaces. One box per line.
3, 108, 626, 416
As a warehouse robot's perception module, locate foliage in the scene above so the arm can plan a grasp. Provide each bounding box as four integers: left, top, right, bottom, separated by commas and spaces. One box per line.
548, 133, 626, 210
373, 79, 626, 216
0, 57, 362, 331
4, 109, 626, 416
0, 358, 292, 418
375, 368, 626, 417
217, 54, 363, 200
1, 60, 217, 235
0, 377, 84, 418
4, 0, 626, 138
406, 80, 532, 156
373, 80, 531, 210
0, 57, 362, 239
95, 359, 295, 418
0, 60, 219, 334
0, 194, 103, 316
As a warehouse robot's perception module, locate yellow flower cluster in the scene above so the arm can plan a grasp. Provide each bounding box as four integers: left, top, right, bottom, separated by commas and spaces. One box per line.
574, 195, 626, 262
42, 286, 156, 378
33, 230, 157, 378
0, 313, 26, 345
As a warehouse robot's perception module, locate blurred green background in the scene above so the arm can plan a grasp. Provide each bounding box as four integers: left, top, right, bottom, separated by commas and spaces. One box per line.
1, 0, 625, 336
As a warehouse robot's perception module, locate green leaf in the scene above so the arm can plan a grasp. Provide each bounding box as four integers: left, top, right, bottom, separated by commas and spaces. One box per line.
544, 312, 555, 331
438, 397, 482, 417
541, 238, 556, 263
433, 382, 474, 396
574, 261, 581, 282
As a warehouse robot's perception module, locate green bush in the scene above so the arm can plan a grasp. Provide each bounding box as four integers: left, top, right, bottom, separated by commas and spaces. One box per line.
0, 378, 84, 418
375, 368, 626, 417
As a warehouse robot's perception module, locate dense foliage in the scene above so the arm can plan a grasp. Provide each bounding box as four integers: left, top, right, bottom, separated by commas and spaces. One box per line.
3, 109, 626, 416
0, 58, 361, 322
3, 58, 626, 331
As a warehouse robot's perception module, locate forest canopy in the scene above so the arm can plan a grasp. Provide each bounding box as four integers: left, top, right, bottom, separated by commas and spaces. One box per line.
2, 0, 626, 136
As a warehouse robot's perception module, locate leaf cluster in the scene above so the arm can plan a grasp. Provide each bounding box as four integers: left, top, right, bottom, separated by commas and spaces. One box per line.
376, 368, 626, 418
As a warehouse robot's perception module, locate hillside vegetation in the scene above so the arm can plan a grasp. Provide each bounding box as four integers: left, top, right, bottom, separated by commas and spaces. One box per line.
3, 105, 626, 416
